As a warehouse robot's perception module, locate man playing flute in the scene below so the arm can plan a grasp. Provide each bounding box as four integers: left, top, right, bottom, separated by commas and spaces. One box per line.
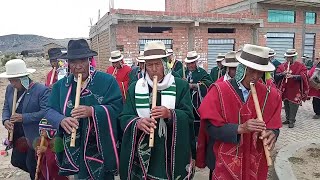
119, 41, 196, 180
1, 59, 49, 179
196, 44, 282, 180
106, 50, 132, 100
177, 51, 213, 137
275, 49, 309, 128
45, 39, 123, 179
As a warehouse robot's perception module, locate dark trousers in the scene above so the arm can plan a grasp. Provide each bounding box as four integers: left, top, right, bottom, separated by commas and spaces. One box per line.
313, 97, 320, 115
284, 100, 299, 124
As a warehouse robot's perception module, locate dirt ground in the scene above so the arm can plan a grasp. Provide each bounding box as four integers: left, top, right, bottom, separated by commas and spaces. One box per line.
290, 143, 320, 180
0, 58, 278, 180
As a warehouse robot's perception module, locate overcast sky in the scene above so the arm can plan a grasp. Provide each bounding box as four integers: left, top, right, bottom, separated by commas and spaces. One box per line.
0, 0, 165, 39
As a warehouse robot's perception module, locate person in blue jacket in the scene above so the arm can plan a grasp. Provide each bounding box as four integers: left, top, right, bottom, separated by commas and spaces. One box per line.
1, 59, 49, 180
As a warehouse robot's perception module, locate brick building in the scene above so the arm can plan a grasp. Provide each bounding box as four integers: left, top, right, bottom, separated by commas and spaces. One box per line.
89, 0, 320, 71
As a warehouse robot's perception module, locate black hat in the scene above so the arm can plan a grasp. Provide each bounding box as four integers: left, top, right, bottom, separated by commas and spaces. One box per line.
63, 39, 97, 60
48, 48, 63, 60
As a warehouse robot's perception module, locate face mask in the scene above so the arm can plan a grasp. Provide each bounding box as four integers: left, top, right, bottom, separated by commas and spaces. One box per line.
20, 76, 30, 89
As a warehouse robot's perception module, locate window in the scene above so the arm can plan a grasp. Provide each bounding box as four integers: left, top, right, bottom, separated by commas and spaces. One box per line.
268, 10, 295, 23
306, 12, 316, 24
138, 27, 173, 33
208, 28, 235, 33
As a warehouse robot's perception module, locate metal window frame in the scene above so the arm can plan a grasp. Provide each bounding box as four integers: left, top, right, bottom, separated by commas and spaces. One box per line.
267, 9, 296, 23
305, 12, 317, 24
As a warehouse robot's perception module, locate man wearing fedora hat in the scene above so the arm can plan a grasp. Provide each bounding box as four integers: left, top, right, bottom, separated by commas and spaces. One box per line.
45, 39, 123, 179
106, 50, 132, 100
128, 51, 145, 86
1, 59, 50, 180
177, 51, 213, 137
196, 44, 282, 180
119, 41, 196, 180
215, 51, 239, 83
167, 48, 183, 72
45, 48, 63, 87
210, 53, 226, 82
269, 49, 281, 70
276, 49, 309, 128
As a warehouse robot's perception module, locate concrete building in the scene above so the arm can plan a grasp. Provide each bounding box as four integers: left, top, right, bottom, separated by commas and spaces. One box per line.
167, 0, 320, 62
89, 0, 320, 71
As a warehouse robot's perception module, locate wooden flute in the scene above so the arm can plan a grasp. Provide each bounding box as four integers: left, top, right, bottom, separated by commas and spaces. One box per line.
250, 82, 273, 166
149, 75, 158, 148
70, 73, 82, 147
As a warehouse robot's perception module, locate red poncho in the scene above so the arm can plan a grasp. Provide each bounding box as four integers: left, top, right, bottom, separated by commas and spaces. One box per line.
106, 65, 131, 99
308, 65, 320, 98
276, 61, 309, 104
196, 81, 282, 180
45, 68, 58, 87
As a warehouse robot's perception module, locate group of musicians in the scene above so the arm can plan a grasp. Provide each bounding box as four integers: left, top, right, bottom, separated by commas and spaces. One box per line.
1, 38, 319, 180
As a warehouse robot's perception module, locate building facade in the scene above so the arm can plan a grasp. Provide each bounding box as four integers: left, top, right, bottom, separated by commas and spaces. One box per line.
89, 0, 320, 71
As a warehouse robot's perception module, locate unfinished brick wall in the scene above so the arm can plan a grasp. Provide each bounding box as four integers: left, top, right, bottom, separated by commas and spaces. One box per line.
90, 29, 111, 71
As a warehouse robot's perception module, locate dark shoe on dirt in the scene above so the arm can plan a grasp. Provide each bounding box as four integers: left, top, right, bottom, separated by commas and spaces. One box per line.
288, 123, 294, 128
312, 115, 320, 119
282, 120, 290, 124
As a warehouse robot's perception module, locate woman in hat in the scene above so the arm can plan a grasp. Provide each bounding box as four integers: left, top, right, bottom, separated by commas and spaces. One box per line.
196, 44, 282, 180
210, 53, 226, 82
45, 48, 62, 87
106, 50, 132, 100
119, 41, 196, 180
177, 51, 213, 137
1, 59, 50, 180
45, 39, 123, 179
215, 51, 239, 83
275, 49, 309, 128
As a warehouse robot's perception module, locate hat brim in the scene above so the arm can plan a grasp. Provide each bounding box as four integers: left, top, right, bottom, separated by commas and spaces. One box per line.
109, 55, 124, 62
0, 68, 36, 78
185, 55, 200, 63
139, 54, 171, 60
284, 52, 298, 57
216, 58, 224, 62
137, 58, 146, 63
64, 51, 98, 60
49, 55, 62, 60
268, 53, 276, 57
221, 60, 239, 67
236, 52, 275, 72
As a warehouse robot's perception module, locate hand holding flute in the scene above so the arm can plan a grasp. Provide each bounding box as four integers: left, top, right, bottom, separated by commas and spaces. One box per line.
249, 82, 273, 166
8, 88, 18, 141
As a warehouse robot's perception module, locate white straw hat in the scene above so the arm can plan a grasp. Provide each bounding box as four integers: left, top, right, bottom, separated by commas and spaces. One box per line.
109, 50, 124, 62
216, 53, 225, 62
221, 51, 239, 67
235, 44, 275, 72
139, 41, 171, 60
184, 51, 200, 63
137, 51, 146, 63
0, 59, 36, 78
284, 49, 298, 57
